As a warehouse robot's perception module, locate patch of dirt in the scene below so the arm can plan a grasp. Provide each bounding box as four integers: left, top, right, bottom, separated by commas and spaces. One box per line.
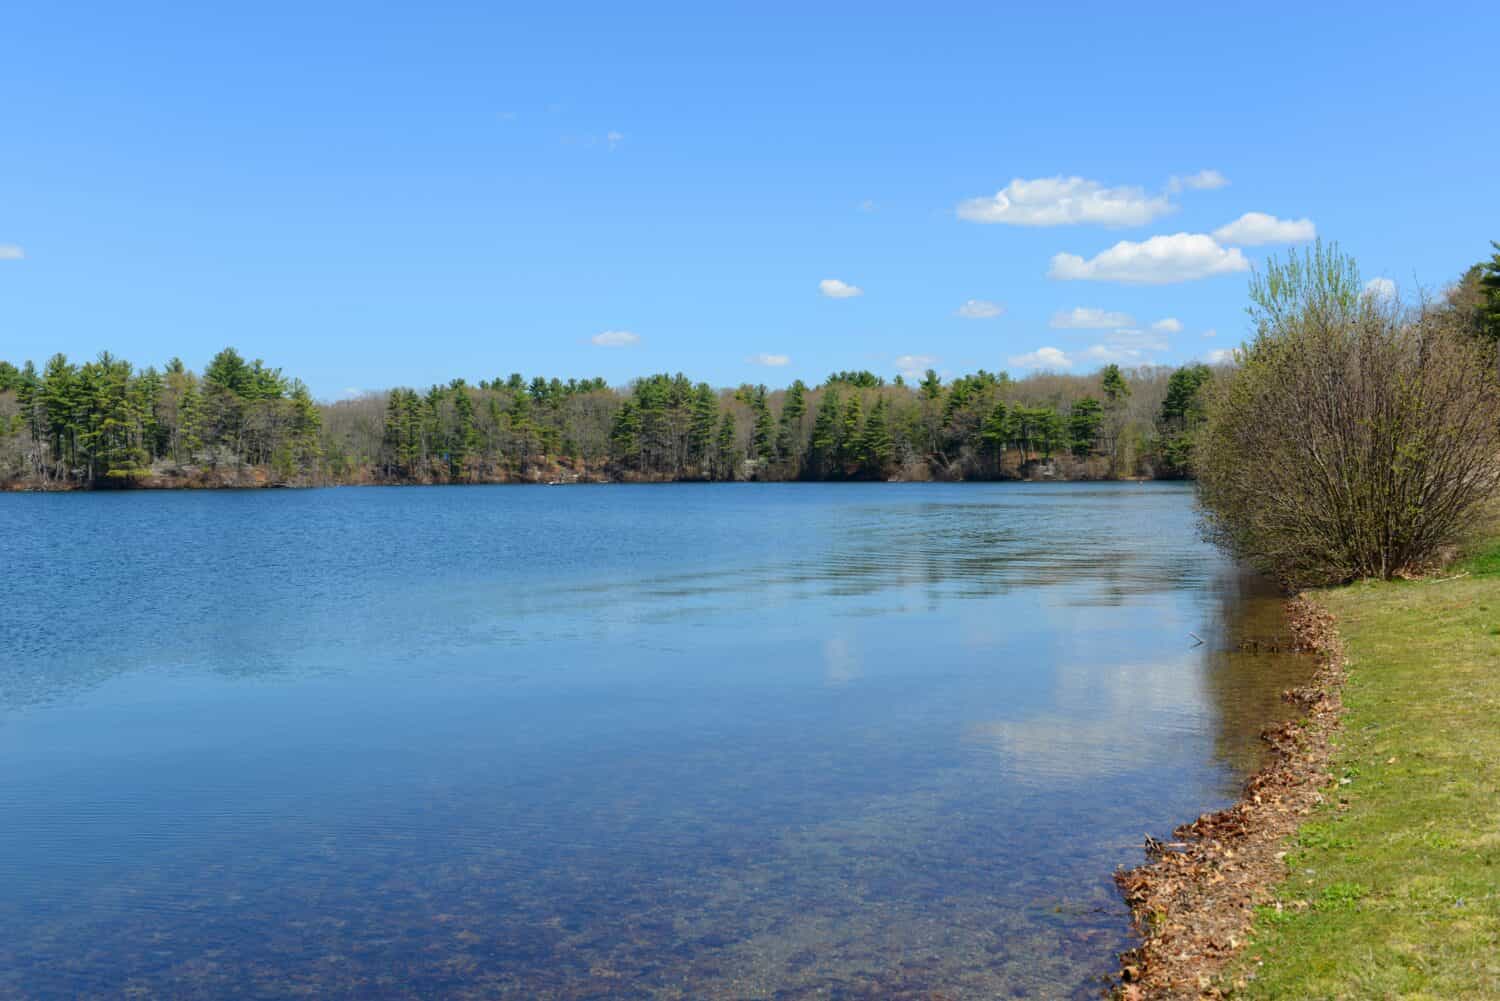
1112, 596, 1345, 999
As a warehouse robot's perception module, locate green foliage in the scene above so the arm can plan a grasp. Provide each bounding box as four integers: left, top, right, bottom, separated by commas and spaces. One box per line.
1468, 241, 1500, 342
1066, 397, 1103, 456
1100, 363, 1129, 404
808, 387, 842, 478
858, 397, 893, 477
824, 370, 884, 389
1154, 363, 1213, 477
0, 345, 1226, 487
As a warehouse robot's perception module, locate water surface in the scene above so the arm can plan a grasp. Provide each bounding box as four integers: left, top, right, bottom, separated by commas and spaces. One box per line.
0, 483, 1313, 999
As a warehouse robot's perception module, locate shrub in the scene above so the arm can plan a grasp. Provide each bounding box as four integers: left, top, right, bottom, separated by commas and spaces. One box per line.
1195, 242, 1500, 586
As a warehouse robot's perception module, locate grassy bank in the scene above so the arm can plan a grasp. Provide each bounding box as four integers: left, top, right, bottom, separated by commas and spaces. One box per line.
1231, 543, 1500, 998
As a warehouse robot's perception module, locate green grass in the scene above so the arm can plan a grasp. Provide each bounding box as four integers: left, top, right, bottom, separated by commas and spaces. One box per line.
1230, 548, 1500, 999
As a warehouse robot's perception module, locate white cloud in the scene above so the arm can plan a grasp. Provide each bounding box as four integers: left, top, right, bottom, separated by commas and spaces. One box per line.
1049, 233, 1251, 284
0, 245, 22, 260
1167, 169, 1230, 193
858, 199, 876, 213
1078, 344, 1142, 364
1008, 346, 1073, 370
819, 278, 863, 298
1363, 277, 1397, 302
956, 298, 1004, 319
1105, 328, 1169, 351
591, 330, 640, 347
1151, 317, 1183, 333
1074, 328, 1170, 365
1202, 328, 1218, 338
1211, 212, 1316, 246
957, 176, 1173, 227
1050, 306, 1134, 329
606, 130, 624, 150
894, 354, 939, 378
749, 353, 790, 366
1204, 348, 1236, 364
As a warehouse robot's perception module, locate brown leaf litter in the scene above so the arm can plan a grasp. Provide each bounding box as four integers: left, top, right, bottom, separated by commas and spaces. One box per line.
1111, 595, 1345, 999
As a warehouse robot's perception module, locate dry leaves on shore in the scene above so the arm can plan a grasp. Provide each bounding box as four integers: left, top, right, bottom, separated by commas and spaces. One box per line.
1112, 596, 1345, 1000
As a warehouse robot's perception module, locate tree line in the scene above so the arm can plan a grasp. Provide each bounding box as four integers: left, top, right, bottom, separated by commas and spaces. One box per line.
5, 242, 1492, 492
0, 351, 1225, 488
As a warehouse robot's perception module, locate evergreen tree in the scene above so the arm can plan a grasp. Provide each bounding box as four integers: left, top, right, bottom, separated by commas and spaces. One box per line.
808, 388, 842, 478
714, 411, 738, 480
609, 400, 642, 470
1100, 364, 1129, 404
1067, 397, 1104, 456
839, 391, 864, 469
750, 385, 775, 462
858, 396, 893, 477
979, 401, 1010, 470
688, 383, 718, 471
776, 379, 807, 469
1471, 241, 1500, 343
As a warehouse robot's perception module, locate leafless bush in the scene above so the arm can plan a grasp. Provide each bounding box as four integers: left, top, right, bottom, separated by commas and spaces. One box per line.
1196, 244, 1500, 585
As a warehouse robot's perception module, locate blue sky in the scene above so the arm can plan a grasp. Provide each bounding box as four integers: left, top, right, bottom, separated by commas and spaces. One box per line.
2, 2, 1496, 398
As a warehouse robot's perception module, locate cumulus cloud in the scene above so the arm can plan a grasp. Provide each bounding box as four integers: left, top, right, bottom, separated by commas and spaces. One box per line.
1211, 211, 1316, 246
591, 330, 640, 347
1151, 317, 1183, 333
0, 245, 22, 260
956, 298, 1004, 319
1167, 169, 1230, 193
819, 278, 863, 298
1077, 345, 1141, 364
894, 354, 939, 378
606, 130, 624, 150
1050, 306, 1134, 329
1202, 328, 1218, 338
957, 176, 1173, 227
749, 353, 790, 366
1106, 328, 1169, 351
1008, 346, 1073, 370
1203, 348, 1236, 364
1049, 233, 1251, 284
1073, 328, 1170, 365
1363, 277, 1397, 302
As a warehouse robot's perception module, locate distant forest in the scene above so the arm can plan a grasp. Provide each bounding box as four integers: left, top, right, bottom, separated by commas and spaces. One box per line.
0, 351, 1222, 489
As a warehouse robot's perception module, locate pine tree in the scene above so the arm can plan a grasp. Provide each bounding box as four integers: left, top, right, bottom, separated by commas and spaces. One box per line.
839, 391, 864, 469
809, 388, 842, 478
858, 396, 893, 477
1067, 397, 1104, 456
776, 379, 807, 470
610, 400, 642, 470
450, 382, 477, 477
750, 385, 775, 463
688, 383, 719, 472
714, 411, 738, 480
1100, 364, 1129, 405
979, 401, 1009, 469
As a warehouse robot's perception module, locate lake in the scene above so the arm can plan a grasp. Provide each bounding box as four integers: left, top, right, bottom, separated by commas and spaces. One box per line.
0, 483, 1312, 999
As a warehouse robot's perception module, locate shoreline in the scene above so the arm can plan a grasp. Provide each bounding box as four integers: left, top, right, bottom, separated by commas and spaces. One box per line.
1112, 595, 1347, 999
0, 472, 1172, 493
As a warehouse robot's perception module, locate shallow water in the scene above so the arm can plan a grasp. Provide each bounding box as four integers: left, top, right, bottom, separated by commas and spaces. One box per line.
0, 482, 1313, 999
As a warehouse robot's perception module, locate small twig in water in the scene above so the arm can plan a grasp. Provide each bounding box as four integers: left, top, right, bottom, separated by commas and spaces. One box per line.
1188, 632, 1204, 647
